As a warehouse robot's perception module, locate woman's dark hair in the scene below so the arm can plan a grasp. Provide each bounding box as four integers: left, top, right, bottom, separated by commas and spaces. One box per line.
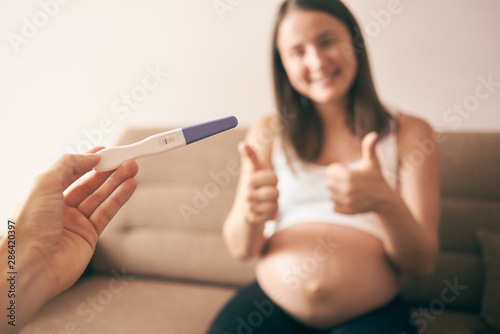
272, 0, 397, 162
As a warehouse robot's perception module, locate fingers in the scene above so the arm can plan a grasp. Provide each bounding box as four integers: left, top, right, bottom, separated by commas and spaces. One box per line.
238, 142, 279, 223
63, 147, 113, 207
37, 153, 101, 194
247, 186, 279, 202
326, 163, 350, 192
86, 147, 105, 154
333, 203, 354, 214
245, 204, 278, 225
238, 142, 262, 171
89, 177, 138, 235
65, 147, 106, 187
64, 169, 114, 208
245, 182, 279, 224
326, 162, 354, 214
326, 163, 350, 181
328, 188, 350, 207
248, 170, 278, 189
245, 201, 278, 224
328, 181, 356, 215
76, 160, 139, 218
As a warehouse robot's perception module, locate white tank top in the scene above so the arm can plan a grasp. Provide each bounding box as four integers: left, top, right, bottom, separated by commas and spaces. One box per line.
265, 114, 399, 240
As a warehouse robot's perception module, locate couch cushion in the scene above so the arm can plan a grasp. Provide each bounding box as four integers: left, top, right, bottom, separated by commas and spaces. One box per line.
21, 275, 237, 334
93, 227, 256, 286
107, 183, 241, 231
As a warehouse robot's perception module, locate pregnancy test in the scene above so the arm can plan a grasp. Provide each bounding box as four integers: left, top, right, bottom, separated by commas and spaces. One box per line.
93, 116, 238, 172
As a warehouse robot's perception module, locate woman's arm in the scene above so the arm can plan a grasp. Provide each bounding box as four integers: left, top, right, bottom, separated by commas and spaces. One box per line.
376, 113, 441, 278
223, 116, 279, 260
326, 113, 441, 278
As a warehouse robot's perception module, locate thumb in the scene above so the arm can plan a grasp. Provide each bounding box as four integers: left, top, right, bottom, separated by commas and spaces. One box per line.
238, 142, 262, 171
361, 131, 380, 167
49, 153, 101, 191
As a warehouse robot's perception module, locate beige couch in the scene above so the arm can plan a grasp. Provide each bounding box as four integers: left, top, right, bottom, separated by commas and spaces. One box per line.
23, 127, 500, 334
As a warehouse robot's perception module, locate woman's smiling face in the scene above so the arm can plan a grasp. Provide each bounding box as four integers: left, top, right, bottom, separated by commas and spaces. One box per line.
277, 9, 358, 105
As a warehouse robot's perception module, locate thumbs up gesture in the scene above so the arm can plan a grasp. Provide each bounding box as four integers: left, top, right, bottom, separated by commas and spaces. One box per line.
238, 142, 279, 224
326, 132, 391, 214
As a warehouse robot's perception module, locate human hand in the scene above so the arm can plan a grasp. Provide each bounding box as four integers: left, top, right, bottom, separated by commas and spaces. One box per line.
326, 132, 392, 214
238, 142, 279, 225
16, 147, 138, 300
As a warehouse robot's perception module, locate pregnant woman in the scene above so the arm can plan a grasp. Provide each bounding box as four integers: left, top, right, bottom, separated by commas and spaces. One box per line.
208, 0, 440, 333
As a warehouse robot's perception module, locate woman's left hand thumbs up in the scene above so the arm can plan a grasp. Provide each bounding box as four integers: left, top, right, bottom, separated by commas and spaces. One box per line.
326, 131, 391, 214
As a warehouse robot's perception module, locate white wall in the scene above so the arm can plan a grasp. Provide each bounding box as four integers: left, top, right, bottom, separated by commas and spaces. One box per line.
1, 0, 499, 222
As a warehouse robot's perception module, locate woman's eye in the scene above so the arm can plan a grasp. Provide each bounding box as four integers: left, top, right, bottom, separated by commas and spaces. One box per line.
319, 39, 336, 47
290, 49, 304, 58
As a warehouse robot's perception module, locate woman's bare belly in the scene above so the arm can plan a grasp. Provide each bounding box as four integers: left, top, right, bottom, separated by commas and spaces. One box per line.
256, 222, 401, 328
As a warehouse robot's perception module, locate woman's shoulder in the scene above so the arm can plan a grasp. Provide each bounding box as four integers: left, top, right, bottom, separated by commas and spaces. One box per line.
396, 111, 435, 139
394, 111, 439, 158
245, 115, 281, 144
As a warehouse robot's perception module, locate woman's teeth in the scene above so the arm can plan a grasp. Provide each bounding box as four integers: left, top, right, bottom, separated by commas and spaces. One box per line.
314, 70, 340, 83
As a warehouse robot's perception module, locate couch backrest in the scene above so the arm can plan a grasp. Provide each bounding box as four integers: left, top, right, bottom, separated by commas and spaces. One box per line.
400, 132, 500, 312
93, 128, 500, 311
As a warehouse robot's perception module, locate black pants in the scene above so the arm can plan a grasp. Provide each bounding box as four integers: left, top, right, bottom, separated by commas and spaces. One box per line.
207, 281, 417, 334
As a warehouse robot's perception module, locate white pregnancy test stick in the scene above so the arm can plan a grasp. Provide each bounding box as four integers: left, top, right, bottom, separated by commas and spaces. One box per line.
93, 116, 238, 172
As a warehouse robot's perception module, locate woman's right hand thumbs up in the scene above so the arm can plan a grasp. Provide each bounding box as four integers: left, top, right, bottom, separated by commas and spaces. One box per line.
238, 142, 279, 225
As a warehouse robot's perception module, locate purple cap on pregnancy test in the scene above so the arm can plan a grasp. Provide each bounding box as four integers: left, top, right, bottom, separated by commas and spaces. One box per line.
182, 116, 238, 144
